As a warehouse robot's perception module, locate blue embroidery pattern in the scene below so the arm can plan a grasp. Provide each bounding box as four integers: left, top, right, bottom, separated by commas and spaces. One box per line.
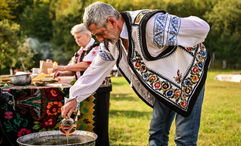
153, 14, 181, 48
99, 50, 114, 61
153, 13, 168, 48
167, 15, 181, 46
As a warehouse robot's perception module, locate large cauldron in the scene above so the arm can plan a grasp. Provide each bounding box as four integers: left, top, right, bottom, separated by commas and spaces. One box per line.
16, 130, 97, 146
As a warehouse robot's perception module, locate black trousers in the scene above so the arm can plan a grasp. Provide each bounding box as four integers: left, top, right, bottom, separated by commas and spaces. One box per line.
93, 86, 111, 146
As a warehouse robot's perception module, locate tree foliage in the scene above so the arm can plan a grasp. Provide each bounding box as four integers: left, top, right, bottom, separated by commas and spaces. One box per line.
0, 20, 20, 74
0, 0, 19, 20
19, 0, 53, 42
205, 0, 241, 34
0, 0, 241, 74
0, 20, 36, 74
204, 0, 241, 68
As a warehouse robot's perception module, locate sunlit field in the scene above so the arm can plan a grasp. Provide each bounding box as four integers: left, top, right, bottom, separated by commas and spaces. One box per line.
109, 70, 241, 146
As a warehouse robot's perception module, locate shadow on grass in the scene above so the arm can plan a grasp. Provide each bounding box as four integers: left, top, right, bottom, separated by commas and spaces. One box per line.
110, 109, 151, 118
111, 93, 137, 101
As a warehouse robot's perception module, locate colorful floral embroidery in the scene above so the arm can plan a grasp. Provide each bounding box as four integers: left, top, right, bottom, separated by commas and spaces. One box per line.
191, 75, 199, 83
131, 43, 207, 110
134, 9, 154, 24
166, 88, 174, 98
184, 79, 192, 87
185, 45, 196, 53
174, 69, 182, 84
39, 116, 57, 129
174, 89, 181, 100
4, 111, 13, 119
46, 88, 63, 100
154, 82, 161, 89
0, 87, 70, 145
192, 67, 199, 74
17, 128, 31, 137
16, 89, 45, 120
148, 75, 157, 82
161, 81, 171, 91
180, 100, 187, 108
135, 61, 141, 68
46, 101, 62, 116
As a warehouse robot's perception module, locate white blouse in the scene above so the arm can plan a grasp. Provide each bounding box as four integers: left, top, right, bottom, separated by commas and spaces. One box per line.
69, 38, 98, 65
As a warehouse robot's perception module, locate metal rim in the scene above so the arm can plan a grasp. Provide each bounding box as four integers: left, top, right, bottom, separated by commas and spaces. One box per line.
16, 130, 97, 146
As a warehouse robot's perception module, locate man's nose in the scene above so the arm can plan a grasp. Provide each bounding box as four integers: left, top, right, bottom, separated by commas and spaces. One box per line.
96, 36, 104, 42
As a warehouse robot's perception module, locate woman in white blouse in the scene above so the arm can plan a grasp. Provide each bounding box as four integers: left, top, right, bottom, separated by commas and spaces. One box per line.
53, 24, 98, 79
54, 24, 112, 146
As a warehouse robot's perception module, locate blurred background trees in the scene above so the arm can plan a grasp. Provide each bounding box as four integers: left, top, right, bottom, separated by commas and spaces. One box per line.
0, 0, 240, 74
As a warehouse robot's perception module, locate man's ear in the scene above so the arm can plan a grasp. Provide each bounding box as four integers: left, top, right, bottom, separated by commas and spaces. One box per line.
107, 17, 117, 27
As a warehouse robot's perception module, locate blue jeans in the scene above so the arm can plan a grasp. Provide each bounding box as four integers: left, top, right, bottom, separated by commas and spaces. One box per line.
149, 87, 205, 146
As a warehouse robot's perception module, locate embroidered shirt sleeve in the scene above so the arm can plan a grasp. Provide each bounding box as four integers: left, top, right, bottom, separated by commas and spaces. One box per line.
153, 13, 181, 48
151, 13, 210, 48
68, 46, 116, 104
99, 50, 115, 61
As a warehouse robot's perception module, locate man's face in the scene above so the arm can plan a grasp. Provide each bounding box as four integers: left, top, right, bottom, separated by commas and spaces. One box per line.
88, 20, 120, 44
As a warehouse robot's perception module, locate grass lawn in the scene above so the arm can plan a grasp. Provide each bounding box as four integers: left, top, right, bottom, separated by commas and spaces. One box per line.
109, 70, 241, 146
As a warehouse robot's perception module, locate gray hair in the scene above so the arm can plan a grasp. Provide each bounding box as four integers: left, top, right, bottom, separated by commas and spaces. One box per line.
83, 2, 120, 28
70, 23, 91, 36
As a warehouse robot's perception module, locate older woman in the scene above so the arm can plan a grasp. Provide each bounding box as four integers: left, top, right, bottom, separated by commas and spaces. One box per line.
53, 24, 98, 78
54, 24, 112, 146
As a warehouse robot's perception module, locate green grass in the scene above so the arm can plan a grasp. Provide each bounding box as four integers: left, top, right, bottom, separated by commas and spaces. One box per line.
109, 70, 241, 146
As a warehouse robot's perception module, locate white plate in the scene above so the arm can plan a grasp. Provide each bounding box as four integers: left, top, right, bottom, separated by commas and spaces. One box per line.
46, 83, 71, 88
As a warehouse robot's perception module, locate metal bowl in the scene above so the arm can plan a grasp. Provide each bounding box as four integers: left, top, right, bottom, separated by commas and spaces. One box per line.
16, 130, 97, 146
10, 74, 31, 86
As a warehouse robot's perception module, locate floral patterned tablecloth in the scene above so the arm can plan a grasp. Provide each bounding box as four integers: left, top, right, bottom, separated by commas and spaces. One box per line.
0, 85, 69, 146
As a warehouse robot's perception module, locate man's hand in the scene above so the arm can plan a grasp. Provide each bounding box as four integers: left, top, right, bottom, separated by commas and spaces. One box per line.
61, 98, 77, 119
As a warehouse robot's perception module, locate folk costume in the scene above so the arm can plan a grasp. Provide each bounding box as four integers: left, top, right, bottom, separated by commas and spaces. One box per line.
69, 10, 210, 115
70, 38, 112, 146
68, 9, 210, 145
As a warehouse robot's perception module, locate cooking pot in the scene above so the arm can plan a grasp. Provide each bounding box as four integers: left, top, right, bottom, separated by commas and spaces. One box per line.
10, 73, 31, 86
16, 130, 97, 146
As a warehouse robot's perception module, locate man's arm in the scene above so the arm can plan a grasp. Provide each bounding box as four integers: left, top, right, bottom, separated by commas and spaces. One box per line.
69, 50, 116, 103
62, 48, 116, 118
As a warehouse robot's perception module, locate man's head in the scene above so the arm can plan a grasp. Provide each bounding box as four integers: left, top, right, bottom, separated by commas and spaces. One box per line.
83, 2, 123, 44
70, 24, 91, 48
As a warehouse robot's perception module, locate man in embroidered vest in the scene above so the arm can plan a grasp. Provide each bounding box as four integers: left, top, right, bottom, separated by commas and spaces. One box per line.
54, 24, 112, 146
61, 2, 210, 146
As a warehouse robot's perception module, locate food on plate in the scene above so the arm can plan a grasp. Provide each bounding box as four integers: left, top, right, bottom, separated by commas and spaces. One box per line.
32, 74, 57, 86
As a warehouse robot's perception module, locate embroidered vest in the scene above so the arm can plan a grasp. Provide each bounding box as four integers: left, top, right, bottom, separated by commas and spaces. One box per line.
115, 10, 211, 116
74, 43, 99, 79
